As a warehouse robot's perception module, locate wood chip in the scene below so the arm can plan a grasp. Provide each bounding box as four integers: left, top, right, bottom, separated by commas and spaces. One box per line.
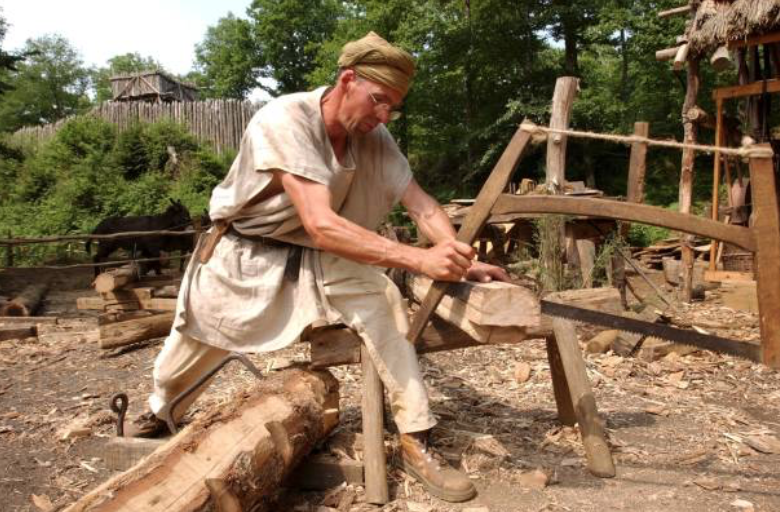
513, 362, 532, 383
730, 499, 755, 512
30, 494, 54, 512
692, 476, 721, 491
516, 468, 549, 489
744, 435, 780, 454
406, 502, 434, 512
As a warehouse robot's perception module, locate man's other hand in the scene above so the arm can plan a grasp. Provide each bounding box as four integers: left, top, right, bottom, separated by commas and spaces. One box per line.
420, 240, 475, 281
465, 261, 510, 283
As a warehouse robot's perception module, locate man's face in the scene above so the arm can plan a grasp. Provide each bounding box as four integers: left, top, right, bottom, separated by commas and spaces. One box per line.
341, 73, 404, 136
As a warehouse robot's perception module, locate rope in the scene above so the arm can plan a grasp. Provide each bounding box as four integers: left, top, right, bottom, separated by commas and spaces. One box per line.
519, 121, 775, 159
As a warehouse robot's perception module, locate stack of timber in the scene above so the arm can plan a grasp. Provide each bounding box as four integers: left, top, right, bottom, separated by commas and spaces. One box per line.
632, 237, 710, 269
78, 265, 180, 313
64, 368, 339, 512
0, 316, 99, 344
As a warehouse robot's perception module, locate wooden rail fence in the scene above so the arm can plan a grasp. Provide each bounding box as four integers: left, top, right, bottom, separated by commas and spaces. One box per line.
11, 99, 262, 155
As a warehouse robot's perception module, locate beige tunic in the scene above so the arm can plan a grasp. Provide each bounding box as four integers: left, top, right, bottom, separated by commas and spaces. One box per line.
175, 87, 412, 353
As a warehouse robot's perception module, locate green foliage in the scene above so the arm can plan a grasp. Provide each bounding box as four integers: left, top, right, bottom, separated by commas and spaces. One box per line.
194, 13, 259, 99
0, 116, 229, 248
0, 34, 91, 131
248, 0, 343, 95
0, 9, 24, 98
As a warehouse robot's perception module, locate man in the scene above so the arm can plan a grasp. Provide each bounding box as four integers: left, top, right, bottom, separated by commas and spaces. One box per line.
128, 31, 508, 503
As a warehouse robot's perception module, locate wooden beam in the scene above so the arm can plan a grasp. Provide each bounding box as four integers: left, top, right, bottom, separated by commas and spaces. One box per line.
406, 124, 533, 344
64, 369, 339, 512
658, 5, 691, 18
546, 77, 579, 187
623, 122, 650, 237
748, 149, 780, 368
673, 43, 689, 70
710, 98, 724, 272
656, 46, 682, 62
713, 79, 780, 101
728, 31, 780, 50
93, 264, 139, 294
491, 195, 756, 252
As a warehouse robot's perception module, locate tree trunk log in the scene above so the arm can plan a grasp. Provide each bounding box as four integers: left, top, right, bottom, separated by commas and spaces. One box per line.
0, 283, 49, 316
680, 57, 701, 302
93, 264, 139, 294
64, 368, 339, 512
98, 311, 174, 349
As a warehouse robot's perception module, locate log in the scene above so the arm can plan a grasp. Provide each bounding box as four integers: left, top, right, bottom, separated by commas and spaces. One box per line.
98, 311, 174, 349
64, 368, 339, 512
93, 264, 139, 294
711, 45, 733, 72
0, 283, 49, 316
658, 5, 691, 18
673, 43, 689, 70
656, 46, 681, 62
406, 274, 540, 327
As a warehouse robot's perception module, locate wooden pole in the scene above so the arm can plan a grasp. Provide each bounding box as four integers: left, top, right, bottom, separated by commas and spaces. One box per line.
748, 148, 780, 368
361, 346, 389, 504
680, 57, 701, 302
546, 335, 577, 426
710, 98, 724, 272
546, 77, 579, 289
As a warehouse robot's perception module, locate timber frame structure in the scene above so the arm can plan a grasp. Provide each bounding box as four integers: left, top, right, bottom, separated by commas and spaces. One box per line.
656, 0, 780, 300
408, 121, 780, 369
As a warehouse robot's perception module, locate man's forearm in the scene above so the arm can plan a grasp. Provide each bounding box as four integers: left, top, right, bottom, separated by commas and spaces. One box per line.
408, 202, 457, 245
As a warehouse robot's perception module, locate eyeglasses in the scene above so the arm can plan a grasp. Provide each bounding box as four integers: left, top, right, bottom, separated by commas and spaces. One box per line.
366, 90, 403, 122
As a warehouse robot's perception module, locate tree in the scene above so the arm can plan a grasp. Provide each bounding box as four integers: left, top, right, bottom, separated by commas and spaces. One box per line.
0, 34, 91, 131
193, 13, 259, 99
0, 9, 24, 97
92, 52, 163, 103
248, 0, 343, 95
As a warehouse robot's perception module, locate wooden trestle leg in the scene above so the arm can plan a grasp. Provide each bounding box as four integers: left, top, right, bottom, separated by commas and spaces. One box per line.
361, 345, 389, 504
550, 317, 616, 478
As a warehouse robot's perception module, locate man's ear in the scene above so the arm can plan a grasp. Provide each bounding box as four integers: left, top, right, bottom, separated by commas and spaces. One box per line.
339, 68, 357, 86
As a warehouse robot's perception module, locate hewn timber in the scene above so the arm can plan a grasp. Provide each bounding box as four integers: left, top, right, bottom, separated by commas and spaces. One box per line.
491, 195, 755, 252
98, 311, 174, 349
0, 283, 49, 316
406, 125, 533, 344
93, 264, 139, 294
713, 79, 780, 101
64, 369, 339, 512
748, 150, 780, 368
546, 77, 579, 187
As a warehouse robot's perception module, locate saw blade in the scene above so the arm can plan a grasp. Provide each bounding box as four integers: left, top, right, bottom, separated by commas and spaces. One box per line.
540, 300, 761, 362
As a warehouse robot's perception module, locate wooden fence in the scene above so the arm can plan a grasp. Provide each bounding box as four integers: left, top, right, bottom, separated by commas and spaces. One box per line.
11, 99, 262, 154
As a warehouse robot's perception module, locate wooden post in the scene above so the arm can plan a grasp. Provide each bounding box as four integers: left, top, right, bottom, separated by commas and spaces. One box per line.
710, 99, 724, 272
546, 77, 580, 287
4, 231, 12, 268
361, 345, 389, 504
551, 318, 616, 478
680, 57, 701, 302
748, 149, 780, 368
546, 335, 577, 426
546, 77, 579, 187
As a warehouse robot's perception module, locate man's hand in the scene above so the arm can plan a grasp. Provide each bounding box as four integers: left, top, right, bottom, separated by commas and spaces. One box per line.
465, 260, 511, 283
419, 240, 475, 281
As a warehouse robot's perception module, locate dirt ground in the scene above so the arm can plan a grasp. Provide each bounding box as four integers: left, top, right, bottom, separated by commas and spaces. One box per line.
1, 265, 779, 512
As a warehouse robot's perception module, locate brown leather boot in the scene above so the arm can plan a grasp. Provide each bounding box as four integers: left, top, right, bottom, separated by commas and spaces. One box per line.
400, 431, 476, 502
124, 411, 171, 438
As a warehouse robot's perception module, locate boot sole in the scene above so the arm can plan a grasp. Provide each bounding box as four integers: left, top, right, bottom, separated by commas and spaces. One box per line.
401, 460, 477, 503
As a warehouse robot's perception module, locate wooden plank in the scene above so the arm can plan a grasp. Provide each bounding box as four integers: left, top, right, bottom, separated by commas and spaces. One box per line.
77, 296, 106, 310
748, 150, 780, 368
139, 297, 177, 311
492, 195, 757, 252
551, 318, 615, 478
407, 125, 533, 344
407, 274, 540, 327
101, 437, 166, 472
0, 326, 36, 341
361, 346, 388, 505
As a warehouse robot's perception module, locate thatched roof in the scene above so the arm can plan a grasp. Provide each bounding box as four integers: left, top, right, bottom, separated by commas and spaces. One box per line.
687, 0, 780, 54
